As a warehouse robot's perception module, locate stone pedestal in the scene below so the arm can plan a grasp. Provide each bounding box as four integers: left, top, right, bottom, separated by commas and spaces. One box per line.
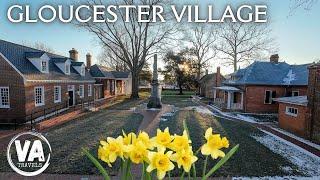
147, 54, 162, 109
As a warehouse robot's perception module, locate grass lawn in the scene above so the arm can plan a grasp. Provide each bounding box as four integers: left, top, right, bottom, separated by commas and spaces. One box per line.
162, 90, 195, 96
0, 100, 145, 175
159, 110, 302, 177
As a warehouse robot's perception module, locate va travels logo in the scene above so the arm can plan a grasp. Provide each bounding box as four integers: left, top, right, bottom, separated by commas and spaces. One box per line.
7, 132, 52, 176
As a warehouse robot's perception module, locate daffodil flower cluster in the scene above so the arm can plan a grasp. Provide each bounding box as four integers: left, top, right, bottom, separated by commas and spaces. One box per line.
93, 126, 235, 180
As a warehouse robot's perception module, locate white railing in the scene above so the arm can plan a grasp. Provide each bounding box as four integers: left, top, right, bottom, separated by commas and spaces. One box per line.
231, 103, 243, 110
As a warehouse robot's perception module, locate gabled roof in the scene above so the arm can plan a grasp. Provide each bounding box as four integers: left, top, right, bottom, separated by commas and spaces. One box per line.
25, 52, 46, 59
0, 39, 94, 82
112, 71, 131, 78
199, 73, 225, 83
89, 64, 115, 79
51, 57, 69, 63
71, 61, 84, 66
274, 96, 308, 106
224, 61, 309, 86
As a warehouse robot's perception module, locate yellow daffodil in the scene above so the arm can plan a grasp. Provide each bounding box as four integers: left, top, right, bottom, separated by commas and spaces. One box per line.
136, 131, 154, 150
147, 147, 175, 180
169, 130, 191, 152
128, 141, 149, 164
153, 128, 173, 148
171, 148, 197, 172
98, 136, 127, 167
122, 131, 137, 146
201, 128, 229, 159
98, 141, 112, 167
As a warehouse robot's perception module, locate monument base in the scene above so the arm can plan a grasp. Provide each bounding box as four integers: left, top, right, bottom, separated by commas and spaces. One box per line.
147, 97, 162, 109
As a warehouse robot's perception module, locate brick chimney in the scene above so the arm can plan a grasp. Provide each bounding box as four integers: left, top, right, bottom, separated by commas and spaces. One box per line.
270, 54, 279, 63
215, 67, 221, 87
86, 53, 92, 69
307, 63, 320, 143
69, 48, 79, 61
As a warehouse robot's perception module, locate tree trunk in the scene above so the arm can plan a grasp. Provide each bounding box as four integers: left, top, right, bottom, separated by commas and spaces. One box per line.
179, 84, 183, 95
196, 66, 201, 95
131, 72, 139, 99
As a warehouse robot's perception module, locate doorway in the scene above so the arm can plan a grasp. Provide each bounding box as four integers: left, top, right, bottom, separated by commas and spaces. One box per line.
68, 85, 75, 107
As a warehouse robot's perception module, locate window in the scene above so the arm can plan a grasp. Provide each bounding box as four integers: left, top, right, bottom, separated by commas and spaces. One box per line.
81, 66, 85, 76
265, 90, 276, 104
292, 91, 299, 97
88, 85, 92, 97
41, 61, 48, 72
286, 107, 298, 117
79, 85, 84, 98
54, 86, 61, 103
35, 87, 45, 106
65, 64, 70, 74
0, 87, 10, 108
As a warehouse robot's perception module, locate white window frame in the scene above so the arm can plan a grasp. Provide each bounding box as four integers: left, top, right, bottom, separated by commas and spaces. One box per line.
79, 85, 84, 98
88, 84, 92, 97
65, 63, 70, 75
285, 106, 298, 117
34, 86, 45, 107
81, 66, 85, 76
54, 86, 62, 103
41, 60, 48, 73
0, 87, 10, 108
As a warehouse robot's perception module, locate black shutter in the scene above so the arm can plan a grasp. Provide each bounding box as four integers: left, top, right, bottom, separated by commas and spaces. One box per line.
265, 91, 270, 104
272, 91, 277, 104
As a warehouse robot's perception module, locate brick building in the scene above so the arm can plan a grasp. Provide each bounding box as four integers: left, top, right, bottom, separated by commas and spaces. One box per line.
218, 55, 309, 113
0, 40, 95, 124
274, 96, 309, 138
274, 63, 320, 143
199, 67, 225, 99
89, 64, 132, 100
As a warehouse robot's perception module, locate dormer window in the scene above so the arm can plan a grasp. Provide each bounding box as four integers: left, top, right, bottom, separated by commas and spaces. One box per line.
41, 61, 48, 72
65, 63, 70, 75
80, 66, 85, 76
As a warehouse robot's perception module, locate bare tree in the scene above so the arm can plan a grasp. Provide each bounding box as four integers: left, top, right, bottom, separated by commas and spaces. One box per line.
21, 41, 55, 54
290, 0, 318, 14
97, 48, 128, 71
215, 23, 276, 72
78, 0, 179, 99
184, 26, 217, 93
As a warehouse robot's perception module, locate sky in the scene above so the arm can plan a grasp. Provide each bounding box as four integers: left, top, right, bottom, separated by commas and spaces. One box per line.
0, 0, 319, 75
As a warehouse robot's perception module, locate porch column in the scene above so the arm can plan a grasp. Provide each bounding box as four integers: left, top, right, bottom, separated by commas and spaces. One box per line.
227, 92, 231, 109
241, 92, 244, 110
213, 89, 217, 100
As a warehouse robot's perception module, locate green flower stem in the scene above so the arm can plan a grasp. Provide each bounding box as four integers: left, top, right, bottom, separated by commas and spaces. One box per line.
141, 162, 145, 180
82, 148, 110, 180
180, 171, 185, 180
125, 159, 131, 180
168, 171, 171, 180
202, 156, 208, 177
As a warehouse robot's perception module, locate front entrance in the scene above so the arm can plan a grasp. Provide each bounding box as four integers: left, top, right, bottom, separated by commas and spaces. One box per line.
68, 85, 75, 107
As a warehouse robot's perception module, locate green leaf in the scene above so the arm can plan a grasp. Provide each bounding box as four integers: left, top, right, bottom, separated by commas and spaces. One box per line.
202, 144, 239, 180
82, 148, 110, 180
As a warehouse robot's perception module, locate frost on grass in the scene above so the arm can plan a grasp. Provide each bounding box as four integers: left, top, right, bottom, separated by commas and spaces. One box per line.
184, 106, 213, 115
252, 133, 320, 177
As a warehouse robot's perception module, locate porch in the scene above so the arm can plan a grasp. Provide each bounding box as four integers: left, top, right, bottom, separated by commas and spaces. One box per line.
213, 86, 244, 111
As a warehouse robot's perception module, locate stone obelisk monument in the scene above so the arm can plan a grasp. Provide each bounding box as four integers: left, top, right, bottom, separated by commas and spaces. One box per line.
147, 54, 162, 109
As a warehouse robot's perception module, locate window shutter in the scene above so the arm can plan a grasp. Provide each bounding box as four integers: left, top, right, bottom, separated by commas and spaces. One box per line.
272, 91, 276, 104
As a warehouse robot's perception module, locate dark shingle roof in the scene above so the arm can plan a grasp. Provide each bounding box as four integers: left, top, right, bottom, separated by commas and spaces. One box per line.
0, 40, 94, 82
71, 61, 84, 66
112, 71, 131, 78
89, 65, 115, 79
224, 61, 309, 86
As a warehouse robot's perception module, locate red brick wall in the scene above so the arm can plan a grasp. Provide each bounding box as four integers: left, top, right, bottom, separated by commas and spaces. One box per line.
308, 64, 320, 143
244, 85, 307, 113
96, 79, 115, 98
278, 103, 308, 138
24, 82, 95, 119
0, 55, 26, 123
